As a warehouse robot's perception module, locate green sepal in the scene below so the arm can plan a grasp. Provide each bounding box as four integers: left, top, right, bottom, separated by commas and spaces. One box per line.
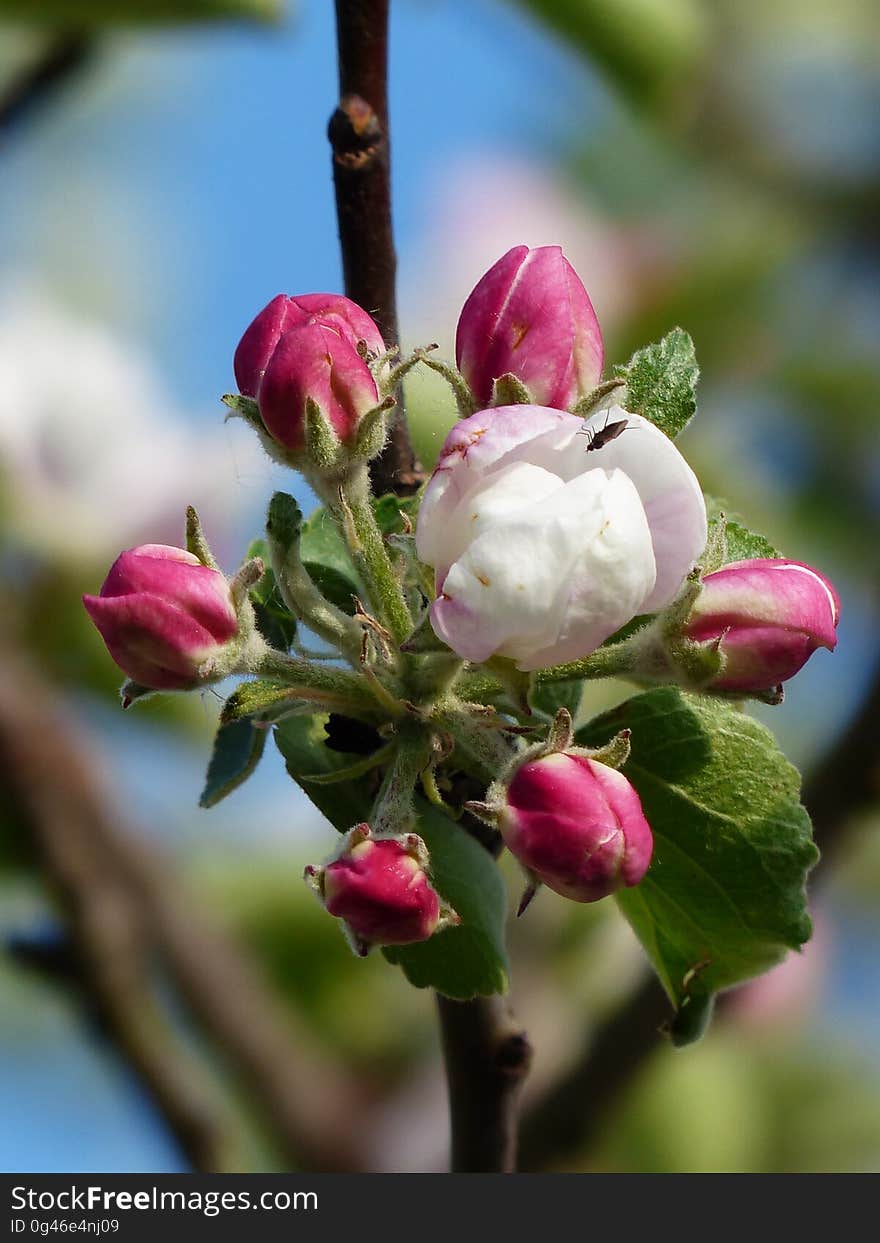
221, 392, 264, 431
185, 504, 219, 569
570, 377, 626, 419
492, 372, 533, 406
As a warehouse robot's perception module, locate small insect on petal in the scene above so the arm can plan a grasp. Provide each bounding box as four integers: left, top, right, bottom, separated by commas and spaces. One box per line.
579, 413, 630, 453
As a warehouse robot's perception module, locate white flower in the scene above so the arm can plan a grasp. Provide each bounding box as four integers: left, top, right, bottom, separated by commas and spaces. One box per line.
415, 403, 707, 671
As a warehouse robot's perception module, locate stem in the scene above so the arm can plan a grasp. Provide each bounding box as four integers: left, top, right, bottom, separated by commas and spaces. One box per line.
370, 727, 429, 836
534, 637, 641, 685
432, 700, 520, 785
253, 646, 389, 716
333, 474, 413, 644
330, 0, 425, 496
270, 537, 363, 665
437, 995, 532, 1172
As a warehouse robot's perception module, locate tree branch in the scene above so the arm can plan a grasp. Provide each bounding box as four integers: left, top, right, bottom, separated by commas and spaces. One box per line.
0, 654, 365, 1172
437, 994, 533, 1172
330, 0, 425, 495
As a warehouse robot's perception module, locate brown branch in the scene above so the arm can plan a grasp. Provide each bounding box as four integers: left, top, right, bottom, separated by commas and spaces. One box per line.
0, 659, 241, 1172
0, 32, 94, 141
330, 0, 425, 496
437, 994, 533, 1172
519, 654, 880, 1170
0, 654, 364, 1172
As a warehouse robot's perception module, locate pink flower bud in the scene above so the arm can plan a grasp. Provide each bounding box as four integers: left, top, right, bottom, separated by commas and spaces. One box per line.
257, 321, 380, 452
685, 559, 840, 692
82, 545, 238, 691
455, 245, 604, 409
305, 826, 443, 955
234, 292, 385, 398
499, 753, 653, 903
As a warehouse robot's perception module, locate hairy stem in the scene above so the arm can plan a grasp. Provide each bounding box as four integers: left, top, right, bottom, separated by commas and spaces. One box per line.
332, 474, 413, 644
330, 0, 425, 496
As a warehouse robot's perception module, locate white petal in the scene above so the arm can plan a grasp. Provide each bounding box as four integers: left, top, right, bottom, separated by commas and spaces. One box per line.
514, 469, 656, 670
430, 466, 656, 668
416, 405, 577, 567
430, 459, 563, 585
574, 407, 707, 610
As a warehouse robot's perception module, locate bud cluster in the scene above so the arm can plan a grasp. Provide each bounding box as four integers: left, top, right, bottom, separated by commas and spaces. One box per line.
80, 243, 840, 963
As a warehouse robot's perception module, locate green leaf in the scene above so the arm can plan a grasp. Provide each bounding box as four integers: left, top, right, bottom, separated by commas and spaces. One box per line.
3, 0, 282, 24
246, 538, 297, 651
274, 714, 373, 828
372, 492, 422, 536
614, 328, 698, 439
701, 501, 782, 570
200, 719, 267, 809
720, 518, 781, 563
529, 677, 584, 722
384, 800, 510, 1000
577, 688, 817, 1040
297, 493, 421, 615
299, 508, 362, 616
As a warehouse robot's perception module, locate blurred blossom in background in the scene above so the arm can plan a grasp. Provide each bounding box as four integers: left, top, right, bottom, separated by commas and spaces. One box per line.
1, 0, 879, 1173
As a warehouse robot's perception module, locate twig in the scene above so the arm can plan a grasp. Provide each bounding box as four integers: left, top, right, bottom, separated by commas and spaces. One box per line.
0, 655, 364, 1172
330, 0, 425, 495
437, 995, 533, 1172
0, 32, 94, 141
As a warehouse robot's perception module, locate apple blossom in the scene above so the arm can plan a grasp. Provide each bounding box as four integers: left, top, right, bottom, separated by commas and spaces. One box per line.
83, 544, 239, 691
416, 403, 707, 670
499, 752, 653, 903
304, 825, 448, 956
685, 558, 840, 691
455, 245, 604, 409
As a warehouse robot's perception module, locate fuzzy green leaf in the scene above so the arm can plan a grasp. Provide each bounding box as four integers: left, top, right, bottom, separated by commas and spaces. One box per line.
383, 800, 510, 1000
615, 328, 698, 439
200, 718, 267, 809
577, 688, 817, 1041
719, 518, 781, 563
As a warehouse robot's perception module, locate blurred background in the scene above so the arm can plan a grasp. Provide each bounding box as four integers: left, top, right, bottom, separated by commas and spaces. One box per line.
1, 0, 879, 1173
